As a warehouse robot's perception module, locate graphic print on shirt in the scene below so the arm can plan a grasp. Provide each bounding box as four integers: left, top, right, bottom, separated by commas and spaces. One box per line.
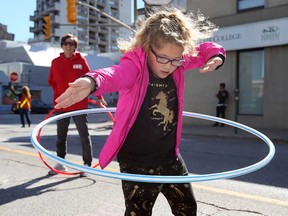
150, 90, 175, 131
117, 73, 178, 165
73, 64, 83, 70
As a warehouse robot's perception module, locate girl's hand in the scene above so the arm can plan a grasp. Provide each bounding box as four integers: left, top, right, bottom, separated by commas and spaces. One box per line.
199, 56, 223, 73
54, 77, 93, 109
99, 98, 108, 107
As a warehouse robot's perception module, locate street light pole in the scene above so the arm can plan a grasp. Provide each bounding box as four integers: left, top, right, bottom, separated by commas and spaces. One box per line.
143, 0, 172, 17
77, 1, 136, 34
134, 0, 138, 24
143, 0, 172, 4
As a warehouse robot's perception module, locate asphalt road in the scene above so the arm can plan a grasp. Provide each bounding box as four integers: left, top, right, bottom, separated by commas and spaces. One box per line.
0, 113, 287, 216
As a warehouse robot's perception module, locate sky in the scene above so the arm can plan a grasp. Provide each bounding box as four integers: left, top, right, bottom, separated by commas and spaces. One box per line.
0, 0, 145, 43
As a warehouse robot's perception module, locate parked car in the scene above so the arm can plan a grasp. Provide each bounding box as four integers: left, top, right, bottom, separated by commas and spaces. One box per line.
11, 99, 53, 114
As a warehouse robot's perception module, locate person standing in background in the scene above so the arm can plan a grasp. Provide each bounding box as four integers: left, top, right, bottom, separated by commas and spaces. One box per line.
18, 86, 31, 128
213, 83, 229, 127
48, 33, 107, 177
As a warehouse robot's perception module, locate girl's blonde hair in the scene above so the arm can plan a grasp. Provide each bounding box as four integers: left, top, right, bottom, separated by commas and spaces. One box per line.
118, 6, 217, 55
22, 86, 31, 98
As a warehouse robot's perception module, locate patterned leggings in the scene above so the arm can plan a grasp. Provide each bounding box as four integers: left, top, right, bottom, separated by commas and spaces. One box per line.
119, 156, 197, 216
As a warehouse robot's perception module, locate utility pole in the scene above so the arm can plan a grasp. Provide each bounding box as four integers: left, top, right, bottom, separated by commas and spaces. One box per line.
77, 1, 136, 34
134, 0, 138, 25
143, 0, 172, 17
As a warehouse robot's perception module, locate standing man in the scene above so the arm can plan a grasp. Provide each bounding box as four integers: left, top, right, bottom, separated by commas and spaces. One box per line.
48, 33, 107, 176
213, 83, 229, 127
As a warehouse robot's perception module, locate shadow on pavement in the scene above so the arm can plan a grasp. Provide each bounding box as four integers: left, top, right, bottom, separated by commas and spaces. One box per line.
0, 175, 96, 206
3, 130, 287, 190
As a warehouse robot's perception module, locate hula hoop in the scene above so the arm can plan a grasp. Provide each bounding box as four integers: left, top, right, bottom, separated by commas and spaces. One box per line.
37, 100, 114, 175
87, 99, 115, 123
31, 108, 275, 183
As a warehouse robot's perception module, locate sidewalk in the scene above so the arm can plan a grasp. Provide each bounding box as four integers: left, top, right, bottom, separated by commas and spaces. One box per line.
1, 112, 287, 143
182, 124, 288, 143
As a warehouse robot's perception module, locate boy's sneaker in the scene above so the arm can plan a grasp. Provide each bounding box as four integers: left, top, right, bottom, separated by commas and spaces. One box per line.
79, 164, 90, 177
48, 163, 67, 175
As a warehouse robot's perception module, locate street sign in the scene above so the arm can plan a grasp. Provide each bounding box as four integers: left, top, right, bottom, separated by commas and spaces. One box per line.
10, 72, 18, 82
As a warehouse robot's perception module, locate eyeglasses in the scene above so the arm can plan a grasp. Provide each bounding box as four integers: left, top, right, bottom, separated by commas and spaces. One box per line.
62, 42, 75, 46
150, 48, 185, 67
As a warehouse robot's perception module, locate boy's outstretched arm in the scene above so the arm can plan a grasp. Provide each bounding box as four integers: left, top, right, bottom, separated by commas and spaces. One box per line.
54, 77, 94, 109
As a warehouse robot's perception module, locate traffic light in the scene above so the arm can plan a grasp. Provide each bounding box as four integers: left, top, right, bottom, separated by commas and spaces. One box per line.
42, 15, 51, 40
67, 0, 77, 24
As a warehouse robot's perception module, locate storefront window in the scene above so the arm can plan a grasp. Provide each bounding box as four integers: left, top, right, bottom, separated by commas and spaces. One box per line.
238, 0, 264, 11
1, 83, 21, 105
238, 50, 264, 115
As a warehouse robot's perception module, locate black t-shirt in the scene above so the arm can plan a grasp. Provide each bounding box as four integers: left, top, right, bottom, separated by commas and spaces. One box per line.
117, 70, 178, 166
217, 90, 229, 104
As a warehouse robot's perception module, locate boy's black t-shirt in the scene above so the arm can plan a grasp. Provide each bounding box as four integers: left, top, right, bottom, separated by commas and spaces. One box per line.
117, 70, 178, 166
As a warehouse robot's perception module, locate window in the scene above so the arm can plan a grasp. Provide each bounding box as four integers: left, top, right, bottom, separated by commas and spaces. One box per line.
238, 50, 264, 115
238, 0, 264, 11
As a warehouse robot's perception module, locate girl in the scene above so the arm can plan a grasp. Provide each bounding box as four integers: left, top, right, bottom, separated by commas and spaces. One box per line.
55, 7, 226, 216
18, 86, 31, 128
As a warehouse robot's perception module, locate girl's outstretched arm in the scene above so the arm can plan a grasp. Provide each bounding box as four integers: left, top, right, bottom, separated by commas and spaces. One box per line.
55, 77, 94, 109
199, 56, 223, 73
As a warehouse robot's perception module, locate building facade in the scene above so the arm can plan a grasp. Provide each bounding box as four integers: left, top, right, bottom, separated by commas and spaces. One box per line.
29, 0, 133, 53
183, 0, 288, 129
0, 23, 14, 41
2, 0, 288, 130
0, 40, 120, 111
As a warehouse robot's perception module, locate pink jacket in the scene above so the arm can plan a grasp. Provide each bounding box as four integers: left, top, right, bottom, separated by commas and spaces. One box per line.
87, 42, 226, 168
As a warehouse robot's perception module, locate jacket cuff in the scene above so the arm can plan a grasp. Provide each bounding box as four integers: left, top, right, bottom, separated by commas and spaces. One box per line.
210, 54, 225, 70
82, 75, 98, 94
